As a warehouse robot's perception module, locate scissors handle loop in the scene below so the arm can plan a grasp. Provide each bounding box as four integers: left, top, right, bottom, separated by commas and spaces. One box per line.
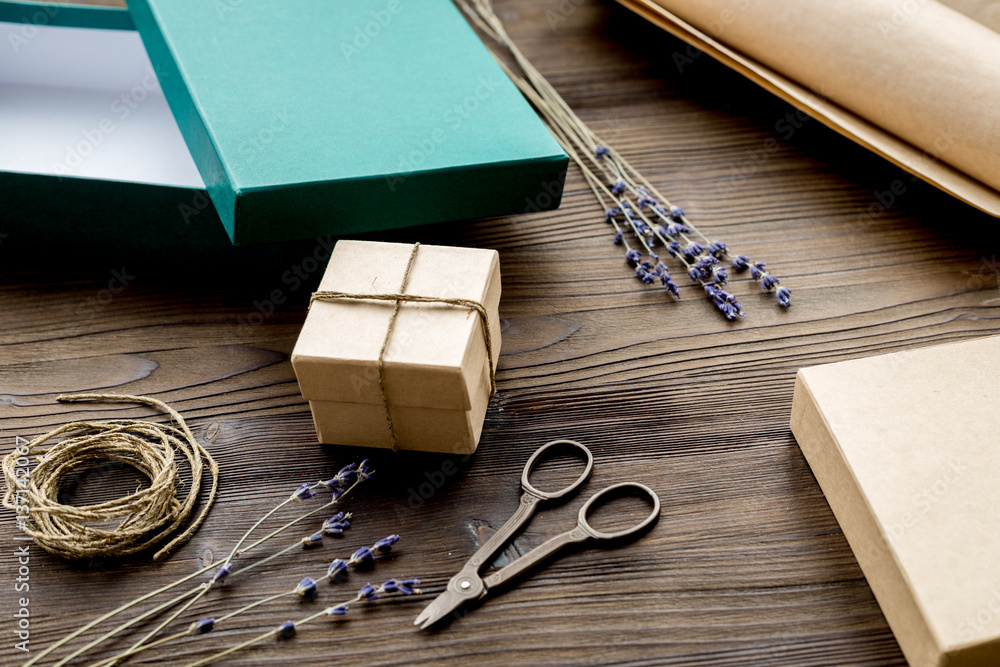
578, 482, 660, 540
521, 439, 594, 500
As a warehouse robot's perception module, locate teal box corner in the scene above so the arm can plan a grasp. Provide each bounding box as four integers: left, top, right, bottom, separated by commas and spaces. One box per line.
127, 0, 568, 245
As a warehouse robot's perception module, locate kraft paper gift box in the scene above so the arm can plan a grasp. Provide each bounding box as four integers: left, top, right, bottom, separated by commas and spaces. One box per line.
1, 0, 567, 246
291, 240, 501, 455
790, 335, 1000, 667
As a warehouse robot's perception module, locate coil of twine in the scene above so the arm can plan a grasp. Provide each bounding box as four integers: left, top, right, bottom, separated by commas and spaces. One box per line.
1, 394, 219, 560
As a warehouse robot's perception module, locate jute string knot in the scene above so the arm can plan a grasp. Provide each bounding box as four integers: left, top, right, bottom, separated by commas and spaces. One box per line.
1, 394, 219, 560
309, 243, 496, 452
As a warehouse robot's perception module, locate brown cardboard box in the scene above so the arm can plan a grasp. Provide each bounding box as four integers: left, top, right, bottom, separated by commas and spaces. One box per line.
790, 335, 1000, 667
292, 240, 501, 454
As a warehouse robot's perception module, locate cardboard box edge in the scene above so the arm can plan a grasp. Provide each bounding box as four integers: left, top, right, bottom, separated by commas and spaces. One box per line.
791, 368, 946, 667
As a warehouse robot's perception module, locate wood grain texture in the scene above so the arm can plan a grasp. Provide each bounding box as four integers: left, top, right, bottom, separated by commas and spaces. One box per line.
2, 1, 1000, 665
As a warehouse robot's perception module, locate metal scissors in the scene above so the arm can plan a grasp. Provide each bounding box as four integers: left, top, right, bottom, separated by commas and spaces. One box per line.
414, 439, 660, 629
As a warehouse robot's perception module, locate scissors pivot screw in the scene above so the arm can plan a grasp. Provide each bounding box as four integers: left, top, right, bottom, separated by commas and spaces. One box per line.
460, 580, 472, 590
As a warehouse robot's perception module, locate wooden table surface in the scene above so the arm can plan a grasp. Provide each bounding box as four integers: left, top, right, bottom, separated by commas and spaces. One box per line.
3, 1, 1000, 665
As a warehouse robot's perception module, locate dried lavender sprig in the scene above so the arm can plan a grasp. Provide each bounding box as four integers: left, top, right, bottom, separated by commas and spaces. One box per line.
94, 506, 361, 667
457, 0, 789, 316
494, 57, 704, 304
733, 257, 792, 307
49, 464, 372, 667
89, 535, 399, 667
553, 122, 682, 298
182, 579, 421, 667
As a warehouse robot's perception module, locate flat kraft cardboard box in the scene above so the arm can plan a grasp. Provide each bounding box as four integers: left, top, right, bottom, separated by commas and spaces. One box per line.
791, 335, 1000, 667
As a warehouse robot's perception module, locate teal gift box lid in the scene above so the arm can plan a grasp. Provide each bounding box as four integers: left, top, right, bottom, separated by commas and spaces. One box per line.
126, 0, 568, 245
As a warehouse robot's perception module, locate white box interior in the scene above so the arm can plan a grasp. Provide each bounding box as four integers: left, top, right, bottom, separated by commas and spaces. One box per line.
0, 21, 203, 187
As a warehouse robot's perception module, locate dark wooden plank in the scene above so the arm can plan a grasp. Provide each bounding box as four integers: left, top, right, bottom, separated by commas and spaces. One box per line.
2, 0, 999, 666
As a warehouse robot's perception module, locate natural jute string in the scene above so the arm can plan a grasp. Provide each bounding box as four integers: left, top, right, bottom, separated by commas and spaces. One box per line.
1, 394, 219, 560
309, 243, 496, 452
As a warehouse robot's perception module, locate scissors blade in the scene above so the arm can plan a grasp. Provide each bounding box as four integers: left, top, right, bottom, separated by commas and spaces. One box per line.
414, 589, 467, 629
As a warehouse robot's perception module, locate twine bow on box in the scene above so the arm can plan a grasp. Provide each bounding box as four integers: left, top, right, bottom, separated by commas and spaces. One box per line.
309, 243, 497, 452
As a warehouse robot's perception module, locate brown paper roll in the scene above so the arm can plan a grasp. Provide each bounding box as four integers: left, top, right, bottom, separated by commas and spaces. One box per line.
622, 0, 1000, 215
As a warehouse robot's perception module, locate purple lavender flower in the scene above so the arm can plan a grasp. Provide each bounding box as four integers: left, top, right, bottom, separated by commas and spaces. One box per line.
327, 605, 348, 616
604, 207, 621, 220
399, 578, 421, 595
761, 273, 780, 290
668, 241, 680, 257
682, 242, 705, 261
190, 618, 214, 634
776, 286, 792, 307
613, 231, 623, 245
595, 145, 611, 159
322, 517, 350, 536
301, 533, 323, 547
357, 459, 374, 482
291, 483, 317, 502
663, 276, 680, 297
381, 578, 401, 594
296, 577, 318, 599
278, 621, 296, 639
750, 262, 766, 281
713, 266, 729, 285
688, 256, 720, 283
373, 535, 400, 553
707, 242, 727, 257
625, 249, 642, 267
637, 195, 657, 209
349, 546, 374, 568
636, 267, 655, 284
322, 463, 357, 491
610, 179, 626, 195
704, 284, 744, 321
211, 562, 232, 585
732, 255, 750, 272
327, 558, 348, 580
357, 583, 379, 601
330, 487, 345, 502
669, 205, 685, 219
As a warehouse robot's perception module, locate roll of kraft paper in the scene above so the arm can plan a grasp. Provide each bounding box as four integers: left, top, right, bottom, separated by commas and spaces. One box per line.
620, 0, 1000, 216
